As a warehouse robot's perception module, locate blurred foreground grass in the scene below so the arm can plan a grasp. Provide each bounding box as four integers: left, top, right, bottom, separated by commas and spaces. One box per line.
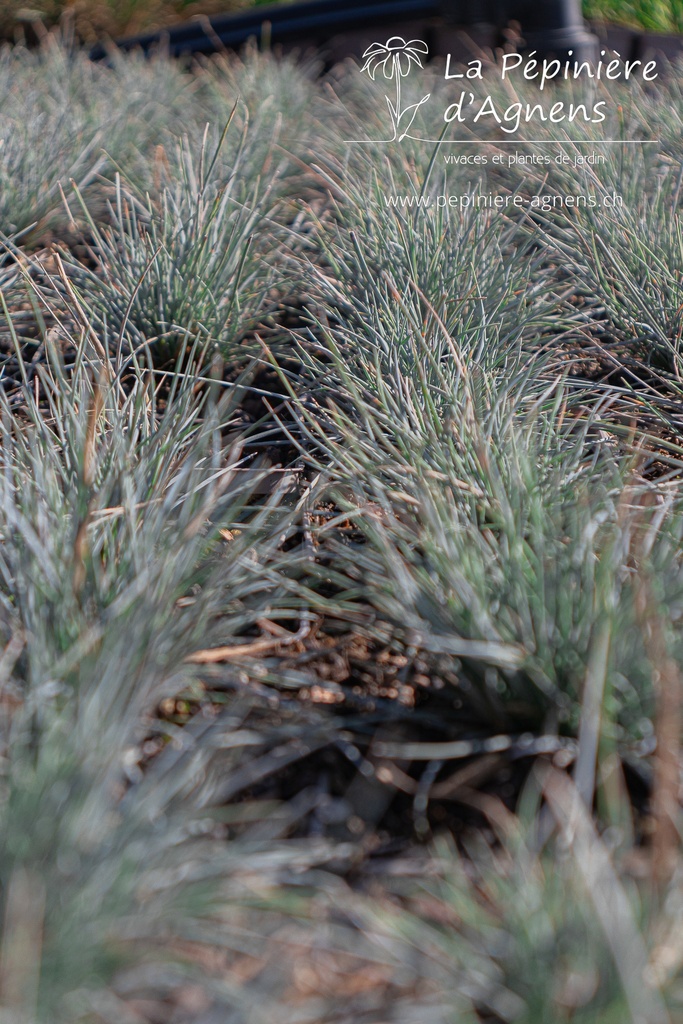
3, 32, 683, 1024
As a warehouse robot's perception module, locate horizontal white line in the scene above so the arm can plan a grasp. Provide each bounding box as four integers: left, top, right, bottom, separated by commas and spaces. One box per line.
341, 138, 660, 145
409, 139, 658, 144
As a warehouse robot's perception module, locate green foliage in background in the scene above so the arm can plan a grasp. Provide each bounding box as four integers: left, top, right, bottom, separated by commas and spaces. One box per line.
585, 0, 683, 32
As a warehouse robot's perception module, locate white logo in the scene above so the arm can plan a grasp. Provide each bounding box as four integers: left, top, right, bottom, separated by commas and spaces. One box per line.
360, 37, 431, 141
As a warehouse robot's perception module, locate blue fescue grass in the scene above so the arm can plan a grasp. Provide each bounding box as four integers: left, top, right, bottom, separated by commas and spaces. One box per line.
2, 39, 683, 1024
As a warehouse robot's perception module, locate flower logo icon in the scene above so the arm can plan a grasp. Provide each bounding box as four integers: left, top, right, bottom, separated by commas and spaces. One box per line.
361, 37, 431, 141
361, 36, 428, 79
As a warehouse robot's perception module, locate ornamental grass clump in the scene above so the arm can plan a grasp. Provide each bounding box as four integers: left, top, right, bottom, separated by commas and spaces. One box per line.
0, 43, 107, 242
0, 329, 330, 1021
295, 350, 664, 755
532, 148, 683, 374
0, 42, 198, 242
468, 73, 683, 376
50, 120, 288, 366
195, 46, 319, 189
288, 151, 562, 438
